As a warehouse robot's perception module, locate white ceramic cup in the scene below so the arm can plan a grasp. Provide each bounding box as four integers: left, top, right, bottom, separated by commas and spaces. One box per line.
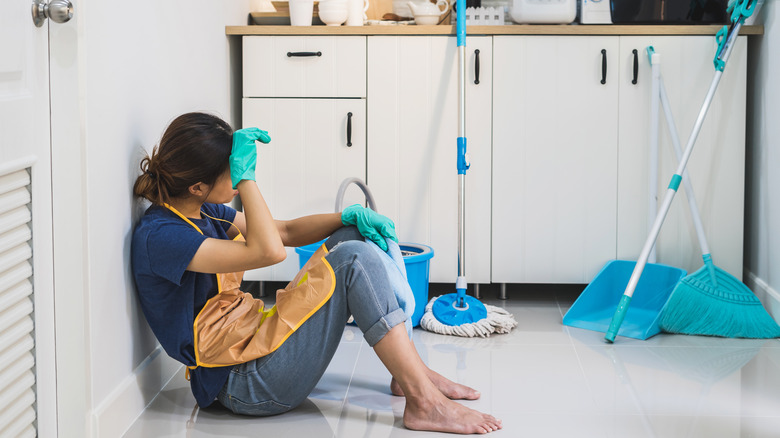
346, 0, 369, 26
289, 0, 315, 26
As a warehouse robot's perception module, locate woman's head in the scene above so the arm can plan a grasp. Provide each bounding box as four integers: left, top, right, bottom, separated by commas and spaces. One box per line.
133, 112, 233, 205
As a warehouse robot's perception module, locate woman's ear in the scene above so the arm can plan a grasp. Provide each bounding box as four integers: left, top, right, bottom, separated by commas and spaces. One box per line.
188, 182, 207, 197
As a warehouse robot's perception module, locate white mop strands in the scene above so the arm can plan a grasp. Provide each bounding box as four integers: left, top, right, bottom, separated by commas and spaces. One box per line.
420, 296, 518, 337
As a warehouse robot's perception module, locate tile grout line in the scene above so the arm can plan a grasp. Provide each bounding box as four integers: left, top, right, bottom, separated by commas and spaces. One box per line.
332, 332, 365, 438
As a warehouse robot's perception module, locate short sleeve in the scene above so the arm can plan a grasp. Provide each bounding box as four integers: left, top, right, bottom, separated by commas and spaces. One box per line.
145, 222, 208, 285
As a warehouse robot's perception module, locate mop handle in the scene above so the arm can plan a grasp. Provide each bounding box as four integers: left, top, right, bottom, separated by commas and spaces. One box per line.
605, 22, 743, 342
456, 0, 468, 299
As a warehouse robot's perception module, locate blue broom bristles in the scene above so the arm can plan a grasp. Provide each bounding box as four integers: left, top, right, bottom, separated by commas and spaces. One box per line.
659, 263, 780, 338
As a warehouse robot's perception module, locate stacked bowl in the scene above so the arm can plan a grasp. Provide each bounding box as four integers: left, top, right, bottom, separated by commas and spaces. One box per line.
318, 0, 349, 25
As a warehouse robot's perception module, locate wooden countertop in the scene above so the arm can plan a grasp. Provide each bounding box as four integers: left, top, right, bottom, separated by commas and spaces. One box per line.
226, 24, 764, 36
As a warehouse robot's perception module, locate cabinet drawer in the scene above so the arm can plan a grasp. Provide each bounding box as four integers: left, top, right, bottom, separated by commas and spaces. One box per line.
243, 36, 366, 98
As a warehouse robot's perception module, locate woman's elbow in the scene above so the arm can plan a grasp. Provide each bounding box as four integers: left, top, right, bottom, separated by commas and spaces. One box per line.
269, 246, 287, 265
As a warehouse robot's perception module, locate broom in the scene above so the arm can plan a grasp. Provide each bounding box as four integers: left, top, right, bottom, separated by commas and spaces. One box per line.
654, 66, 780, 338
605, 0, 766, 342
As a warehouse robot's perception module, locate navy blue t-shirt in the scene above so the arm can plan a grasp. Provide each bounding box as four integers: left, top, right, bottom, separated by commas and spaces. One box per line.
131, 202, 237, 407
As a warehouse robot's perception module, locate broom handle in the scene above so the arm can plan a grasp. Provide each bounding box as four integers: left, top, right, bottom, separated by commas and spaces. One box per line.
605, 21, 743, 342
658, 78, 711, 257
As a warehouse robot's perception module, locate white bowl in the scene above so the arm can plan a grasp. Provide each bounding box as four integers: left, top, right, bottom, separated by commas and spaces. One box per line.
318, 0, 348, 10
414, 14, 440, 25
319, 7, 348, 25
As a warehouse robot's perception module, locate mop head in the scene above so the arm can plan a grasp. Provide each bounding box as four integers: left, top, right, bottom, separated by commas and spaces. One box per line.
420, 296, 518, 337
659, 264, 780, 338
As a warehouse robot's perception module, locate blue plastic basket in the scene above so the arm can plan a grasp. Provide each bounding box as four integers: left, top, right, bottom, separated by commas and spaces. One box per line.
295, 241, 433, 327
562, 260, 686, 340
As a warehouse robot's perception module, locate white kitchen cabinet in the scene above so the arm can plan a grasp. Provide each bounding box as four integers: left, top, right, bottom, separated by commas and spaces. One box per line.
616, 36, 746, 278
492, 36, 620, 283
238, 32, 747, 285
242, 36, 367, 281
367, 36, 493, 284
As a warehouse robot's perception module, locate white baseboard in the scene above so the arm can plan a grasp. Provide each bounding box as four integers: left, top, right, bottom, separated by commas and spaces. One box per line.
91, 346, 182, 438
744, 269, 780, 321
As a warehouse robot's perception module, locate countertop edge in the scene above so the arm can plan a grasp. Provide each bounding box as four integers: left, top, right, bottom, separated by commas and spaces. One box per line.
226, 24, 764, 36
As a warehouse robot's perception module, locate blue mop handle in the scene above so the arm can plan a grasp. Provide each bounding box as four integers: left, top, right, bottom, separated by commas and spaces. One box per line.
457, 0, 465, 47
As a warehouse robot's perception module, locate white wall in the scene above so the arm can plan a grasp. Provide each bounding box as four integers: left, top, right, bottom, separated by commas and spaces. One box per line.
48, 1, 251, 436
745, 2, 780, 320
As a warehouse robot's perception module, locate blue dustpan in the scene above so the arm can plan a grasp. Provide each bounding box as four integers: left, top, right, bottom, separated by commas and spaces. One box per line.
563, 260, 686, 340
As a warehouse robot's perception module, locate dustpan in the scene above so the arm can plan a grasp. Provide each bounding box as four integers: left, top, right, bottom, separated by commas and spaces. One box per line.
563, 260, 685, 340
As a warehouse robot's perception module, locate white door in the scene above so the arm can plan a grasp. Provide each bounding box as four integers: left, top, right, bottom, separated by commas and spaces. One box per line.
0, 1, 58, 437
367, 36, 493, 284
243, 97, 367, 281
492, 36, 620, 284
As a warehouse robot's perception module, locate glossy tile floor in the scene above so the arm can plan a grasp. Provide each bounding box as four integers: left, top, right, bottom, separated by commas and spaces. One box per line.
124, 286, 780, 437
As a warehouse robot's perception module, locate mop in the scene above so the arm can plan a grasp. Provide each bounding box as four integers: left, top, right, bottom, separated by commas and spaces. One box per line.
420, 0, 517, 338
649, 50, 780, 338
605, 0, 762, 342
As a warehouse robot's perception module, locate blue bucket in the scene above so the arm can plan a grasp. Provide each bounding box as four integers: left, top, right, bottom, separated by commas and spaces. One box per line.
295, 241, 434, 327
562, 260, 686, 340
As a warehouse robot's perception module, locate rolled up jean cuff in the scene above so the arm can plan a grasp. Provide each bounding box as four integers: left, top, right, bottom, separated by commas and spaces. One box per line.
363, 308, 407, 347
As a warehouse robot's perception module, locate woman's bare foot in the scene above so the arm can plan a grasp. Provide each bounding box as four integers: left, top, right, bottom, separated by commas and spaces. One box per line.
391, 370, 480, 400
403, 390, 502, 434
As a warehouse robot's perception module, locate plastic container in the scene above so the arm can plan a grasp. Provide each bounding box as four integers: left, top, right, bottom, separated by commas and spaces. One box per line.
562, 260, 686, 340
295, 241, 434, 327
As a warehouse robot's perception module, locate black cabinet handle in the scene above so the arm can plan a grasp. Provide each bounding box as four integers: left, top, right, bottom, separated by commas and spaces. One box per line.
601, 49, 607, 85
474, 49, 480, 85
632, 49, 639, 85
346, 112, 353, 147
287, 51, 322, 57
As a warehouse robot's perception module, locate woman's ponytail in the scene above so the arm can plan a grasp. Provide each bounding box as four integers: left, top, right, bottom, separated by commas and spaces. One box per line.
132, 112, 233, 206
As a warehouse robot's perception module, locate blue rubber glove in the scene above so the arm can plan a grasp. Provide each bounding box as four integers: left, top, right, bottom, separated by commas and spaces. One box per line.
341, 204, 398, 251
230, 127, 271, 189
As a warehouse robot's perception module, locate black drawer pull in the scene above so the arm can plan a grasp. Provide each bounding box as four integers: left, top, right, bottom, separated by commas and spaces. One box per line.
601, 49, 607, 85
632, 49, 638, 85
474, 49, 480, 85
287, 51, 322, 57
347, 112, 353, 147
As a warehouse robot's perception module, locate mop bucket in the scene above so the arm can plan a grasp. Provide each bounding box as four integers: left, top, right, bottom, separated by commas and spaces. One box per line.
295, 241, 434, 327
562, 260, 686, 340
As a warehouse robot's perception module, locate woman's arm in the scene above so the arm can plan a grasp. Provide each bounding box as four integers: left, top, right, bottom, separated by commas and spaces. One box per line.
186, 180, 287, 274
232, 210, 343, 248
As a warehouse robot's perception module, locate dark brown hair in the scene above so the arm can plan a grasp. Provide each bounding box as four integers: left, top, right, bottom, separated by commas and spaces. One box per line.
133, 112, 233, 205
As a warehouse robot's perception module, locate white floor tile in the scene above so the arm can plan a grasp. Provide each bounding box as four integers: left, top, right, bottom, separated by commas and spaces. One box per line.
124, 293, 780, 438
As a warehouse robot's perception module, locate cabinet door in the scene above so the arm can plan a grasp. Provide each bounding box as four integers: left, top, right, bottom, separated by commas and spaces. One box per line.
367, 36, 492, 284
492, 36, 619, 283
243, 36, 367, 98
617, 36, 746, 277
242, 98, 367, 281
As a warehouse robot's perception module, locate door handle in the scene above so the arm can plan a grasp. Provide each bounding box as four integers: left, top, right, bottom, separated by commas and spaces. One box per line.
32, 0, 73, 27
474, 49, 480, 85
632, 49, 639, 85
287, 51, 323, 57
601, 49, 607, 85
346, 112, 353, 147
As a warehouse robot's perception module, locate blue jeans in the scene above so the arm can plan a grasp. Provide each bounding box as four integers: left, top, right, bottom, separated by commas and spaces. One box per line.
216, 226, 407, 416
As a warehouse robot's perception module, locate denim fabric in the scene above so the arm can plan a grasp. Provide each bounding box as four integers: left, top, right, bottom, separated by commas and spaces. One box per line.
367, 237, 415, 338
217, 226, 407, 416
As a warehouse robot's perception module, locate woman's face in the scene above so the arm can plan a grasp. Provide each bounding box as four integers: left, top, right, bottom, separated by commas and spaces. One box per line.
204, 169, 238, 204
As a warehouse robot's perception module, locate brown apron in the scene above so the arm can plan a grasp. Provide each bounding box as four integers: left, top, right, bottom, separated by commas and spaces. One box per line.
165, 205, 336, 370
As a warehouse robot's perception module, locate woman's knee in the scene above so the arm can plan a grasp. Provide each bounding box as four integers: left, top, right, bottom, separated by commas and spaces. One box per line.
325, 225, 363, 251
